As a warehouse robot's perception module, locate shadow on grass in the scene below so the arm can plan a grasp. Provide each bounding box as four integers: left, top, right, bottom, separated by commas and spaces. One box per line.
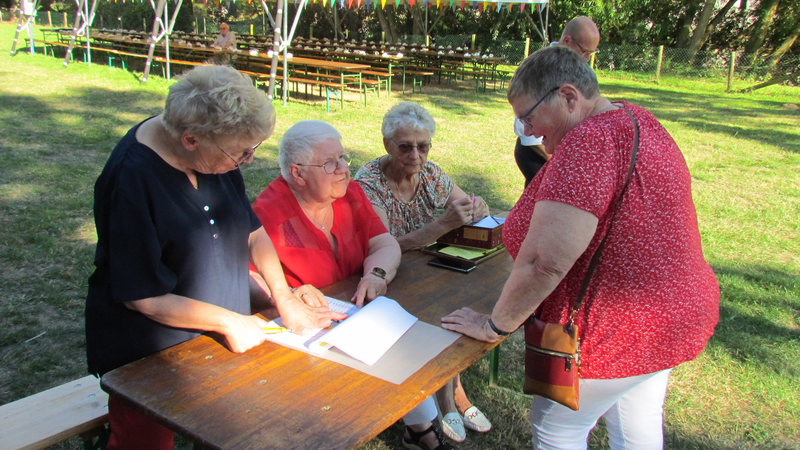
601, 84, 800, 154
710, 262, 800, 377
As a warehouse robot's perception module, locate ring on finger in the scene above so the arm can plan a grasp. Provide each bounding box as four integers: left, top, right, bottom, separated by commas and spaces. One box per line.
299, 292, 307, 298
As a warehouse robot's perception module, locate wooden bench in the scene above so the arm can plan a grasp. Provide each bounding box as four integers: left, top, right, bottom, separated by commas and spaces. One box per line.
390, 67, 435, 93
0, 375, 109, 450
250, 72, 346, 112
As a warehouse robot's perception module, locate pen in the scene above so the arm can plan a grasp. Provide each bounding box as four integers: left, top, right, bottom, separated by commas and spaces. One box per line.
263, 327, 290, 334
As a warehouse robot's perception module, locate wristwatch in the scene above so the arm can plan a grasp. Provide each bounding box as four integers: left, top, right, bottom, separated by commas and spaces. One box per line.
369, 267, 387, 280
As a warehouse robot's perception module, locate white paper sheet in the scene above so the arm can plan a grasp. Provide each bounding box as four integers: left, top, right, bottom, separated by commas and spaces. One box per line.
472, 216, 506, 228
262, 297, 359, 354
308, 296, 417, 365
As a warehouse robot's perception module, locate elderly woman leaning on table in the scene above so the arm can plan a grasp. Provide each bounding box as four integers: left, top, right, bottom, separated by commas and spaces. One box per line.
248, 120, 453, 450
442, 46, 719, 449
354, 102, 492, 444
84, 66, 340, 450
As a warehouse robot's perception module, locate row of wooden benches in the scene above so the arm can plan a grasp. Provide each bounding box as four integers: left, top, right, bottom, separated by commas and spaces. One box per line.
23, 39, 441, 110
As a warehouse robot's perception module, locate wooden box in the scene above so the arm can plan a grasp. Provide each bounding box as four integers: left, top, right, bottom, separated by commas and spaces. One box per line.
437, 221, 503, 249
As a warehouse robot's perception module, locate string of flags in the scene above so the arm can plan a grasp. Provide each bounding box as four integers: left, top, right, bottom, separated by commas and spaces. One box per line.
108, 0, 547, 11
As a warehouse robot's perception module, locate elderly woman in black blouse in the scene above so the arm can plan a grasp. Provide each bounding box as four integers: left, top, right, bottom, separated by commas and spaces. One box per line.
85, 65, 341, 450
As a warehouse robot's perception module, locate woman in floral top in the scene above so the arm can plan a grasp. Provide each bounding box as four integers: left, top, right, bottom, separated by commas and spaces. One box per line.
354, 102, 492, 445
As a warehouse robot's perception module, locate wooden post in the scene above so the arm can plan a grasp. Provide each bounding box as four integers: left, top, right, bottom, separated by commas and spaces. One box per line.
471, 34, 475, 50
250, 23, 254, 35
310, 26, 313, 38
63, 12, 67, 27
203, 17, 206, 34
47, 11, 52, 26
426, 35, 429, 47
590, 52, 595, 70
655, 45, 663, 84
524, 37, 530, 58
381, 31, 385, 42
728, 51, 736, 92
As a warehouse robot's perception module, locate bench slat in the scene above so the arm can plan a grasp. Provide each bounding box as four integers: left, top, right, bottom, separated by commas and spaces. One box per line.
0, 375, 108, 450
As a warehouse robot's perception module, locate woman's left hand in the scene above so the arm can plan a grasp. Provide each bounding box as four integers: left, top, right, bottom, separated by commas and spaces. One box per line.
441, 307, 502, 343
351, 275, 388, 308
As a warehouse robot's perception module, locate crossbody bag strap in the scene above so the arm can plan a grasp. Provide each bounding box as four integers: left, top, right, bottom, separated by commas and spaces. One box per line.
567, 106, 640, 324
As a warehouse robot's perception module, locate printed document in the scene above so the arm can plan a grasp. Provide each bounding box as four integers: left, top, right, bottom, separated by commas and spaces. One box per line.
263, 296, 417, 365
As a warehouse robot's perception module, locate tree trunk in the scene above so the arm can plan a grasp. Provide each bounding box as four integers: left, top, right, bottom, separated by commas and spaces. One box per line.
766, 19, 800, 68
411, 4, 424, 37
676, 0, 702, 48
744, 0, 780, 58
687, 0, 717, 54
522, 9, 545, 42
428, 5, 446, 34
375, 7, 399, 44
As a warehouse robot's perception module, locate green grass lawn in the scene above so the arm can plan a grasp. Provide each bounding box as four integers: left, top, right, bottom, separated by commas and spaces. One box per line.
1, 22, 799, 449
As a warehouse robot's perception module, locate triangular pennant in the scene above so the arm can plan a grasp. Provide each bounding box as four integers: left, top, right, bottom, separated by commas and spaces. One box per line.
347, 0, 353, 7
409, 0, 414, 7
357, 0, 361, 6
423, 0, 426, 7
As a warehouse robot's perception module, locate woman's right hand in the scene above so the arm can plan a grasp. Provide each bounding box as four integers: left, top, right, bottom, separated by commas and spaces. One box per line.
275, 292, 347, 336
222, 313, 270, 353
439, 196, 474, 230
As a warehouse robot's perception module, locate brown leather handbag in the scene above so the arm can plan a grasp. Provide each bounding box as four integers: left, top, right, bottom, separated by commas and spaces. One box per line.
522, 107, 640, 411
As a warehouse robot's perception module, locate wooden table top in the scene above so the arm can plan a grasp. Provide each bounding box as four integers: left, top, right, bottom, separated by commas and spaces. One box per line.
101, 249, 513, 450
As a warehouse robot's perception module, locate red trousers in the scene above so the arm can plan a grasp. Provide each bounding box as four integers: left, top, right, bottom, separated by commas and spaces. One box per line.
106, 396, 175, 450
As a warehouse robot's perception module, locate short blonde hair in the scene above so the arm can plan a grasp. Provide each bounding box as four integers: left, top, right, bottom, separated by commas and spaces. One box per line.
163, 65, 276, 142
381, 101, 436, 140
507, 46, 600, 103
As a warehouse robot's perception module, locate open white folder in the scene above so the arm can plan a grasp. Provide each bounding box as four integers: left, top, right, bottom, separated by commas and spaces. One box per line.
262, 296, 417, 366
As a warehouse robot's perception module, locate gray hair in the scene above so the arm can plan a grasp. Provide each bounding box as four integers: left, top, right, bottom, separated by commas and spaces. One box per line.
279, 120, 342, 179
381, 101, 436, 140
507, 46, 600, 103
163, 65, 276, 142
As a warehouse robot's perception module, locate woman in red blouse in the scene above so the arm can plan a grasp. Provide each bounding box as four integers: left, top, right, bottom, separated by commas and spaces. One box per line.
442, 46, 719, 449
250, 120, 452, 450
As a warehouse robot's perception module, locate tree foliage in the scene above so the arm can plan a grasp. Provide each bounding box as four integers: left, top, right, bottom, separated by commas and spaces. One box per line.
12, 0, 797, 58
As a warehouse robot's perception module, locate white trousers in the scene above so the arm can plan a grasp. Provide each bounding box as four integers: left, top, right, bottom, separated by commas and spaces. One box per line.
530, 369, 672, 450
402, 396, 438, 425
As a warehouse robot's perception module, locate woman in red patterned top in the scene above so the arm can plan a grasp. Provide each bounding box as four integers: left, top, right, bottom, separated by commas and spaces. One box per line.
442, 46, 719, 449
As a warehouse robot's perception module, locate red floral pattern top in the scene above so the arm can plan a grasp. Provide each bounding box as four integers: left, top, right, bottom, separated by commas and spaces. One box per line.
503, 101, 719, 379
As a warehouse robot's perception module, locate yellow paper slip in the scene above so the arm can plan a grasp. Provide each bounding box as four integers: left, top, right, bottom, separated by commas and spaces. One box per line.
438, 245, 490, 260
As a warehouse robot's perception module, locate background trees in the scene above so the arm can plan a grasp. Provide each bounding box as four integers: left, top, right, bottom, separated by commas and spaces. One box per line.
11, 0, 798, 60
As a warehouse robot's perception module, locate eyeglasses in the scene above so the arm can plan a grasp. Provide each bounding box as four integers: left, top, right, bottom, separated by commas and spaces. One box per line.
296, 153, 352, 174
575, 41, 599, 59
518, 87, 560, 127
216, 141, 263, 168
390, 139, 432, 154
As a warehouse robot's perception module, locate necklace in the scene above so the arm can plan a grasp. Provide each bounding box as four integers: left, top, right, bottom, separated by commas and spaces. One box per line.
306, 205, 331, 230
385, 166, 418, 204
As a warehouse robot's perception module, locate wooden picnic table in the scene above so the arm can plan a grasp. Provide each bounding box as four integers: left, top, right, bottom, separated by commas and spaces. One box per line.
101, 249, 513, 450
